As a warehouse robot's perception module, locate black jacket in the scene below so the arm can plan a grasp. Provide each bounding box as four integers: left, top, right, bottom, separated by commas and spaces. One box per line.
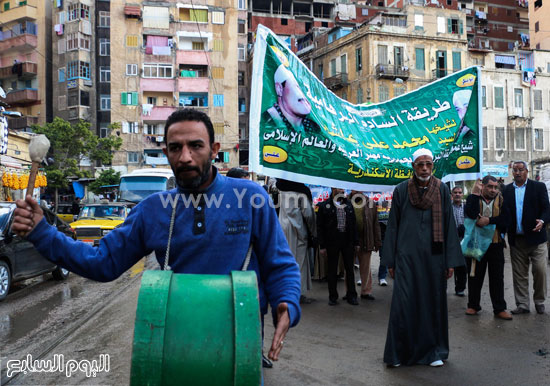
502, 179, 550, 247
465, 193, 507, 243
316, 198, 358, 249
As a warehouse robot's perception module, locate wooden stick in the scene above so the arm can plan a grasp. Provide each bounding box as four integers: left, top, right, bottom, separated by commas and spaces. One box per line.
25, 162, 39, 198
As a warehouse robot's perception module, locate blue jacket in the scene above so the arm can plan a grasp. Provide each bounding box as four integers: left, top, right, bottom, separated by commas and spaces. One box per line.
28, 169, 302, 326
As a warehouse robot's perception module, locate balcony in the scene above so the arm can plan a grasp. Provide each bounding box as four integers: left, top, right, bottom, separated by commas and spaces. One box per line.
0, 4, 37, 24
0, 33, 37, 53
323, 72, 348, 90
375, 64, 410, 80
142, 106, 176, 121
8, 115, 38, 129
140, 78, 175, 92
178, 77, 209, 93
431, 69, 449, 80
176, 50, 210, 66
0, 61, 37, 80
5, 89, 38, 105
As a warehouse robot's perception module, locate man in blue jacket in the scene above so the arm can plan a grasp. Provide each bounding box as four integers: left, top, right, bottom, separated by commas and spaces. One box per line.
12, 108, 301, 363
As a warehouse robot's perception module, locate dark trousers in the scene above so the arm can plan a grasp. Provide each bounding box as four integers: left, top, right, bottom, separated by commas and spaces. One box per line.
327, 232, 357, 301
466, 243, 507, 314
454, 265, 467, 293
378, 264, 387, 280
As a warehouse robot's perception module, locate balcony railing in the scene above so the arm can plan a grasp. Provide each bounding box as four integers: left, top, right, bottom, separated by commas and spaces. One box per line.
5, 89, 38, 105
8, 116, 38, 130
0, 3, 37, 24
375, 64, 410, 80
0, 61, 37, 79
323, 72, 348, 90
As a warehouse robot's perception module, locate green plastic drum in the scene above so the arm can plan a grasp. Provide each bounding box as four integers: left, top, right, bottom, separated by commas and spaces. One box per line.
130, 270, 262, 386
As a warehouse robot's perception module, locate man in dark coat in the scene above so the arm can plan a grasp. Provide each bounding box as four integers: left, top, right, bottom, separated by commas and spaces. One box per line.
317, 188, 359, 306
381, 148, 464, 367
503, 161, 550, 315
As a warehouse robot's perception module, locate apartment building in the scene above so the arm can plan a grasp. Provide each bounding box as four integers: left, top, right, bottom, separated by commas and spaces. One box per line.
51, 0, 97, 140
0, 0, 51, 130
530, 0, 550, 50
299, 5, 470, 103
105, 0, 239, 174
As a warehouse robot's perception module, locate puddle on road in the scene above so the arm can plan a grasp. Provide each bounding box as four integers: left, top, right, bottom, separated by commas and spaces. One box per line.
0, 284, 83, 346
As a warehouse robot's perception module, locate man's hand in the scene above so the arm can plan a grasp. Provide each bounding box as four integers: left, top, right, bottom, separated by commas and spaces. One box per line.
388, 267, 395, 279
472, 179, 482, 196
476, 216, 490, 227
446, 268, 454, 279
12, 196, 44, 237
268, 302, 290, 362
319, 248, 327, 259
533, 219, 544, 232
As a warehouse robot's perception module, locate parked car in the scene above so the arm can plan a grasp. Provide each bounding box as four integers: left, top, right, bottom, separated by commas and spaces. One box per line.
0, 202, 76, 301
56, 203, 78, 223
70, 202, 134, 246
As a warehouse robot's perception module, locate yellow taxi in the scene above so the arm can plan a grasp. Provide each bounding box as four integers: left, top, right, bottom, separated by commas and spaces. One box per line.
70, 202, 134, 246
56, 204, 77, 223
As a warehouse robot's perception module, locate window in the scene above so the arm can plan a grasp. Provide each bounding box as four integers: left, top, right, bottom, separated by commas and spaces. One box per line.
126, 35, 139, 47
58, 95, 67, 110
378, 45, 388, 65
147, 97, 157, 105
514, 88, 523, 116
239, 97, 246, 112
99, 11, 110, 27
394, 86, 406, 97
238, 44, 246, 61
534, 89, 542, 110
58, 68, 65, 83
452, 52, 461, 71
330, 58, 336, 76
214, 123, 225, 135
212, 11, 224, 25
482, 86, 486, 108
415, 48, 425, 70
145, 124, 163, 135
495, 127, 505, 149
212, 67, 224, 79
100, 66, 111, 83
192, 41, 204, 51
100, 95, 111, 111
143, 64, 173, 78
3, 2, 9, 11
482, 126, 488, 149
212, 39, 223, 51
128, 152, 139, 163
121, 92, 139, 106
281, 18, 288, 25
357, 87, 363, 104
437, 16, 445, 33
213, 94, 224, 107
238, 19, 246, 34
99, 125, 109, 138
179, 93, 208, 107
340, 54, 347, 74
535, 22, 539, 32
379, 84, 389, 102
99, 39, 110, 56
238, 0, 246, 10
238, 71, 245, 86
67, 61, 90, 79
414, 14, 423, 30
494, 86, 504, 108
515, 127, 525, 150
179, 8, 208, 23
535, 128, 544, 150
68, 91, 79, 107
448, 18, 463, 34
126, 64, 138, 76
355, 48, 362, 72
128, 122, 139, 134
67, 3, 89, 21
67, 33, 90, 51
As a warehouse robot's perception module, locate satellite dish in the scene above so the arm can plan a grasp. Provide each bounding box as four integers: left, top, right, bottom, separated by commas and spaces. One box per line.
0, 87, 5, 99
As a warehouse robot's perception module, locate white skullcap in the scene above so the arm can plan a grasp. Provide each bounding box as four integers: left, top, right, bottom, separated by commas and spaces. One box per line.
274, 64, 294, 84
412, 148, 434, 162
453, 89, 472, 107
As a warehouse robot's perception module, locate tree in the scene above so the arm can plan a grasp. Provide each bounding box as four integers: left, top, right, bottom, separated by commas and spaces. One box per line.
32, 118, 123, 209
89, 168, 121, 195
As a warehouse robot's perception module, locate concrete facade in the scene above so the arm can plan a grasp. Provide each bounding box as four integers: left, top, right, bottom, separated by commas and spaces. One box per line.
529, 0, 550, 50
0, 0, 52, 130
108, 0, 239, 174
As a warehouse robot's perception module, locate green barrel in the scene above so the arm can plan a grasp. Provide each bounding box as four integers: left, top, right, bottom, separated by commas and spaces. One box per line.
130, 270, 262, 386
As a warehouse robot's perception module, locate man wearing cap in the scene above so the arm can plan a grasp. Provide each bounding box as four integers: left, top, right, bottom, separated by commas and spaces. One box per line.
263, 64, 320, 133
381, 148, 465, 368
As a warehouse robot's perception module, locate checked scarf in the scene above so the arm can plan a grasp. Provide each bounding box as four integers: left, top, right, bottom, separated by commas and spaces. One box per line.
408, 176, 444, 243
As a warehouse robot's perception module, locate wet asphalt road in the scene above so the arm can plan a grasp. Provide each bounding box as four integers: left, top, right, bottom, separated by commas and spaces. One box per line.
1, 251, 549, 385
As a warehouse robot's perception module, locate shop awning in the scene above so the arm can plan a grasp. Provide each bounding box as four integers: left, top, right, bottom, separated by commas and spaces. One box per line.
124, 5, 141, 17
495, 55, 516, 65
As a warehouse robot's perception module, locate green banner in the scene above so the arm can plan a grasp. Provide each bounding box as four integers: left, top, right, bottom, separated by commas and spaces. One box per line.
250, 25, 482, 190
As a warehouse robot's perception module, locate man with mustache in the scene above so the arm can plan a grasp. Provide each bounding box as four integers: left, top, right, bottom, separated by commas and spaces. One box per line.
264, 64, 320, 133
381, 148, 464, 368
11, 108, 301, 365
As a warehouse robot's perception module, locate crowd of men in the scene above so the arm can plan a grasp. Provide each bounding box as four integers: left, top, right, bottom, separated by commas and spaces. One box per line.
11, 109, 550, 372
